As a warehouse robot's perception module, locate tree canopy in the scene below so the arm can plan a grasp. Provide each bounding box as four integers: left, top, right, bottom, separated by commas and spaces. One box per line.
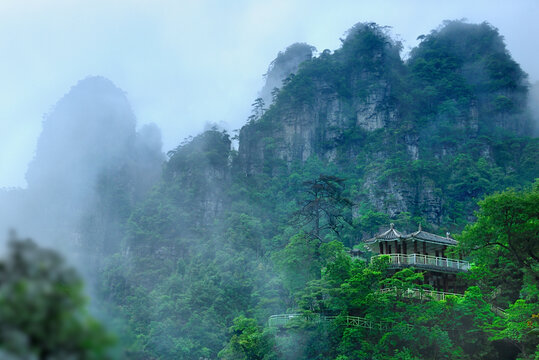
0, 233, 115, 359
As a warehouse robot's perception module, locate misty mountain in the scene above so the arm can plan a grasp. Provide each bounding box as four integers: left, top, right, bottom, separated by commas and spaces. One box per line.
259, 43, 316, 107
239, 21, 537, 226
1, 20, 537, 360
27, 76, 137, 190
96, 20, 537, 359
529, 81, 539, 135
0, 76, 163, 261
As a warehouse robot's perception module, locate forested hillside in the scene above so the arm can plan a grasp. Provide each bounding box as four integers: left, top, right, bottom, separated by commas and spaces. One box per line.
0, 20, 537, 359
96, 21, 537, 359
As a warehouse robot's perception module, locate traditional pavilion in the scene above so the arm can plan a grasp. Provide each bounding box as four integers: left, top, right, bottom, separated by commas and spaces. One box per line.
362, 224, 469, 292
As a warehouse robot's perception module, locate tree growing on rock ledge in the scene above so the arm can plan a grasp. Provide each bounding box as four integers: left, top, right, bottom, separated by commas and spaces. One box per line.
294, 175, 354, 242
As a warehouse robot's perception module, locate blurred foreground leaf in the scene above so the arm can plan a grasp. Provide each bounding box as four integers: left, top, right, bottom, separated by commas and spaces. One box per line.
0, 232, 115, 359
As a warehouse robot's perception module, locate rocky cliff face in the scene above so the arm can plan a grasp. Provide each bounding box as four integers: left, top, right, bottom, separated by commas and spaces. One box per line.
239, 25, 402, 171
164, 129, 231, 228
236, 21, 535, 227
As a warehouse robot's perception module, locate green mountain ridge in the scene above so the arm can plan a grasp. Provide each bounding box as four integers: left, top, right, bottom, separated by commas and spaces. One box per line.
238, 21, 536, 227
0, 20, 537, 360
103, 20, 536, 359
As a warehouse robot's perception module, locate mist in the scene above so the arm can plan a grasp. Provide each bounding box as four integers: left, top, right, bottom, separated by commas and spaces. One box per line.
529, 81, 539, 136
0, 2, 537, 358
0, 77, 163, 287
0, 0, 536, 295
1, 0, 538, 188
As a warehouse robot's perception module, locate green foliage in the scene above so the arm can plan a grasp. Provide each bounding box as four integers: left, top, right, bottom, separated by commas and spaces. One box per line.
294, 175, 353, 241
490, 300, 539, 359
218, 316, 276, 360
274, 233, 323, 295
165, 127, 231, 179
93, 19, 538, 360
270, 185, 538, 359
458, 181, 539, 305
0, 234, 115, 359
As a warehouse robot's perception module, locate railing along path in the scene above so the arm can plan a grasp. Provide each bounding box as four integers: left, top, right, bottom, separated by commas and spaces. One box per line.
378, 287, 463, 301
379, 287, 506, 316
269, 288, 505, 330
268, 313, 411, 331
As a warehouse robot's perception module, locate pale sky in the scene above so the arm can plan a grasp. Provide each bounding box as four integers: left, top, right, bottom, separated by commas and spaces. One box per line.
1, 0, 537, 187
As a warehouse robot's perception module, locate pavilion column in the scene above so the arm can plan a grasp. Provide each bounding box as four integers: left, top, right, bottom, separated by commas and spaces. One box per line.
403, 241, 407, 255
414, 240, 418, 254
379, 242, 384, 254
423, 242, 427, 255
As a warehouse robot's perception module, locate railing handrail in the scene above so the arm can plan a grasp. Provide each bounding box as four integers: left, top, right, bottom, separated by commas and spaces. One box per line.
372, 253, 467, 264
268, 313, 412, 331
379, 287, 464, 300
371, 253, 470, 271
378, 287, 506, 316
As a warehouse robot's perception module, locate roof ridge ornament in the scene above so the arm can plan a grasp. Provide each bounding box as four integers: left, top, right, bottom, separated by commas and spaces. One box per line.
446, 232, 450, 238
390, 223, 394, 229
418, 223, 422, 231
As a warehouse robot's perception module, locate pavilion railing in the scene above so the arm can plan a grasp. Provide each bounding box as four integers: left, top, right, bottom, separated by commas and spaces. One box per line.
371, 253, 470, 272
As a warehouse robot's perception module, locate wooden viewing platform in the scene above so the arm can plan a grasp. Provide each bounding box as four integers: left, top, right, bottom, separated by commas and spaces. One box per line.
371, 253, 470, 273
362, 224, 470, 289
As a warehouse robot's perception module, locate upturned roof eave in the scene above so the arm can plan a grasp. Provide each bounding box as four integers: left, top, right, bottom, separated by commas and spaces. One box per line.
365, 236, 457, 246
363, 228, 457, 247
405, 231, 457, 246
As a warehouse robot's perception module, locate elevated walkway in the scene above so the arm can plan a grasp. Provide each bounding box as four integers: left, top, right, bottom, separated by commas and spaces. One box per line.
268, 288, 505, 330
378, 287, 463, 301
268, 313, 410, 331
379, 287, 506, 316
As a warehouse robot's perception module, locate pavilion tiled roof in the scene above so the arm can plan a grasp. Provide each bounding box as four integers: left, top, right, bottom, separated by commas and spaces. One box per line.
364, 223, 402, 244
405, 229, 457, 246
364, 224, 457, 246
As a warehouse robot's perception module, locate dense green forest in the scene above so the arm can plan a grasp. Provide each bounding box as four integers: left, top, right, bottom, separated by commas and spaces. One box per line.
0, 20, 537, 359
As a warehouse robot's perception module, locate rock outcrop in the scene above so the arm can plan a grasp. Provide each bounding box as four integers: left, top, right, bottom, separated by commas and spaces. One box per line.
236, 21, 535, 227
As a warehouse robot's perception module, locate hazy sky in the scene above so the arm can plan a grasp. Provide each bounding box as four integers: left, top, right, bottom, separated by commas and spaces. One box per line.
1, 0, 537, 187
